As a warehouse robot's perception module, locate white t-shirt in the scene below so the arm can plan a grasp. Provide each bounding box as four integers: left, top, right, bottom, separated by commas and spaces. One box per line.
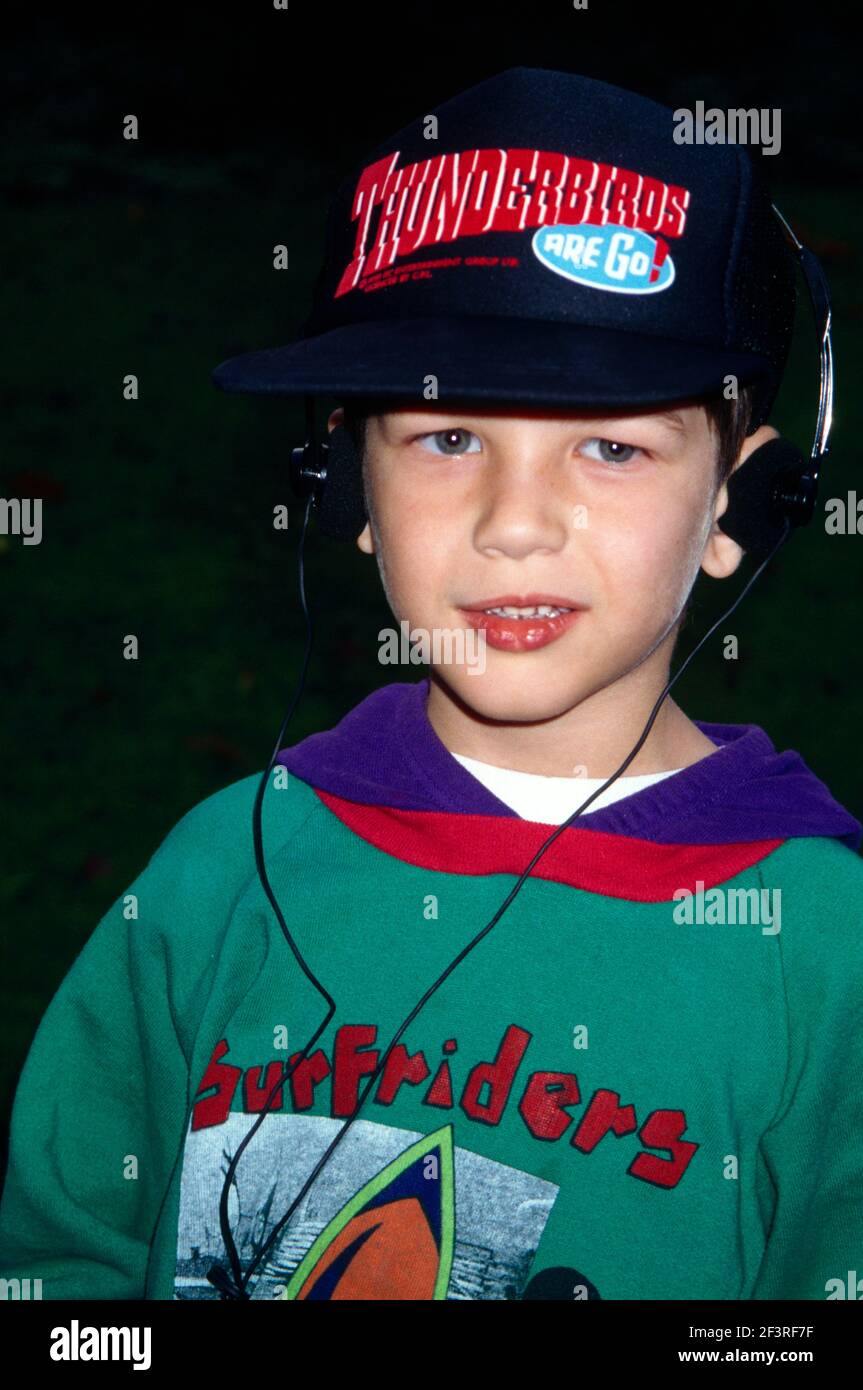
452, 753, 680, 824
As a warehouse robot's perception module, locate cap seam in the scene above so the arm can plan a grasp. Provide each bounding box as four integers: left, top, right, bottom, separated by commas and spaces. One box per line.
724, 146, 752, 350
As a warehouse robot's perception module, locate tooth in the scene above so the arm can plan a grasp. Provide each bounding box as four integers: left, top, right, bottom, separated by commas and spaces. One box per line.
478, 604, 574, 618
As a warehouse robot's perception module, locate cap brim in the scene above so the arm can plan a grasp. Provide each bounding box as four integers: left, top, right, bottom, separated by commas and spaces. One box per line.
211, 316, 773, 410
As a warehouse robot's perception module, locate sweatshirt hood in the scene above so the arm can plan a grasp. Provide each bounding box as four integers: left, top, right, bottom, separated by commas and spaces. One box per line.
275, 678, 861, 900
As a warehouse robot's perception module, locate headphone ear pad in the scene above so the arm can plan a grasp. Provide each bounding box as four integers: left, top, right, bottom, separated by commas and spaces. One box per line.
717, 436, 806, 558
316, 425, 368, 542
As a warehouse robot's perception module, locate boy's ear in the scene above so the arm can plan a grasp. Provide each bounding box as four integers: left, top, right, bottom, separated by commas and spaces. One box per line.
355, 520, 375, 555
326, 406, 375, 554
701, 424, 780, 579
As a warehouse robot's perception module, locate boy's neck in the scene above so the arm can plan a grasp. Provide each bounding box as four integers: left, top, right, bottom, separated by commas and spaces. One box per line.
426, 671, 719, 780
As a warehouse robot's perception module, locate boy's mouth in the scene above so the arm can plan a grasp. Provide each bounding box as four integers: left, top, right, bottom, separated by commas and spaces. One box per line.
458, 593, 586, 652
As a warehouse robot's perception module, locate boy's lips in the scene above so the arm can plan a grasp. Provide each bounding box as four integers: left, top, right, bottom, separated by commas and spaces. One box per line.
457, 594, 587, 652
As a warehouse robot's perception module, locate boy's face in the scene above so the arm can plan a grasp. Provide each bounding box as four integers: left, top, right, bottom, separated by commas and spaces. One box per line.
330, 401, 770, 726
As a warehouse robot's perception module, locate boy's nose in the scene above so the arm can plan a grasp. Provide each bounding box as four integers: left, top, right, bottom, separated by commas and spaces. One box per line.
472, 458, 573, 560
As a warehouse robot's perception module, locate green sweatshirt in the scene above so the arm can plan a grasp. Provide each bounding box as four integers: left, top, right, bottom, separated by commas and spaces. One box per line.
1, 680, 862, 1301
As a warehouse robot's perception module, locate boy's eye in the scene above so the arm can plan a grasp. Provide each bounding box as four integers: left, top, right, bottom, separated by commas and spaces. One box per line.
580, 438, 642, 465
414, 431, 643, 463
417, 428, 482, 456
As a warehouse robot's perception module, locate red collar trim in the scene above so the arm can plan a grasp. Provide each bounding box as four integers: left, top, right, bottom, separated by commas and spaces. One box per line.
314, 788, 783, 902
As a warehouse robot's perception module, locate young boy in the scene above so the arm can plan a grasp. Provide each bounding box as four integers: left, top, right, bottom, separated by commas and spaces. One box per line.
1, 68, 861, 1302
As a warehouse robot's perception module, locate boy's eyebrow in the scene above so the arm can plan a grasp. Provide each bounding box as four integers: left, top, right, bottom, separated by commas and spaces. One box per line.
577, 408, 692, 438
595, 409, 687, 433
394, 408, 690, 430
654, 411, 687, 433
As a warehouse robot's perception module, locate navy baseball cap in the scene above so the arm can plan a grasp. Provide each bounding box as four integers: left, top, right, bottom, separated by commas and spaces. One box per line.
212, 67, 796, 429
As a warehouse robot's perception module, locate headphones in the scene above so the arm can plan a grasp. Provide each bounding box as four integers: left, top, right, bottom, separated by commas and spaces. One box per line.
290, 204, 832, 560
205, 205, 833, 1301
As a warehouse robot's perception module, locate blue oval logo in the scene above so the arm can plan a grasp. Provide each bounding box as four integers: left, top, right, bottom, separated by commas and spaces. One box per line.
532, 222, 675, 295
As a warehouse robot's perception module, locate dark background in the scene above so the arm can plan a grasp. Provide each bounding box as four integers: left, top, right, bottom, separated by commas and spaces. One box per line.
1, 2, 859, 1180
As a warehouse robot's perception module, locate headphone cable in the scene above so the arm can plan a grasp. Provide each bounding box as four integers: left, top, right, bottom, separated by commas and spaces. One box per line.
208, 503, 792, 1299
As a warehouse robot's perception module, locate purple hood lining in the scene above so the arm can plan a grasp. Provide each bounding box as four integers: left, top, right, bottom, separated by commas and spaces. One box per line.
276, 678, 861, 851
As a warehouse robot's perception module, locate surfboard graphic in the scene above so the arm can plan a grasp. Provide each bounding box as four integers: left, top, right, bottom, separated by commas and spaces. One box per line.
279, 1125, 455, 1300
175, 1114, 559, 1299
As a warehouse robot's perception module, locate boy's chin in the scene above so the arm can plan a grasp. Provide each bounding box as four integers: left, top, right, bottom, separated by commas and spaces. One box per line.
432, 665, 596, 726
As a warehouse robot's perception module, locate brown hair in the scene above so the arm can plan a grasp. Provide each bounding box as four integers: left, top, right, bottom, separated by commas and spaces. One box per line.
701, 383, 756, 490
